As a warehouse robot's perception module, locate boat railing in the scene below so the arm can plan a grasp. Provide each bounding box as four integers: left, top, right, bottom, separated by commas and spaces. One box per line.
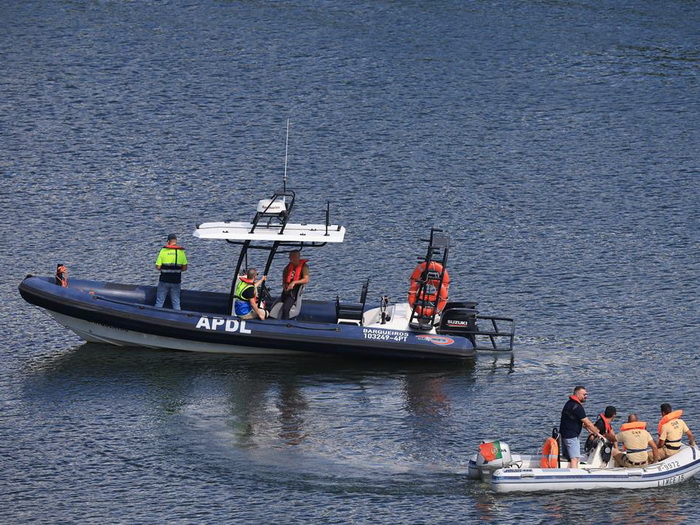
250, 189, 296, 234
471, 315, 515, 352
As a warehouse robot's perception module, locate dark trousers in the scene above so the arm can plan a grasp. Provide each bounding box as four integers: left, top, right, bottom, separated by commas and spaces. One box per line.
281, 289, 299, 320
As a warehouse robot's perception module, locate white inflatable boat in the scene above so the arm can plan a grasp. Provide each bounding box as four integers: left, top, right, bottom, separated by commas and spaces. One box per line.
468, 439, 700, 492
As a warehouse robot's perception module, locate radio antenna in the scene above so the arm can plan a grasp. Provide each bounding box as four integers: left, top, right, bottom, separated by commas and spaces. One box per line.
283, 119, 290, 192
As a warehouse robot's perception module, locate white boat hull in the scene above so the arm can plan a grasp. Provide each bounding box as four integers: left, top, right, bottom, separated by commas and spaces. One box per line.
49, 312, 304, 355
469, 443, 700, 493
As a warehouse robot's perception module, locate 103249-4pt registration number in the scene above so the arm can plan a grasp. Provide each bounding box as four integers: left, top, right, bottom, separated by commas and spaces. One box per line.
362, 328, 408, 342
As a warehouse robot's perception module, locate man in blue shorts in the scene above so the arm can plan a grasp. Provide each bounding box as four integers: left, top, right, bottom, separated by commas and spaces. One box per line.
559, 385, 603, 468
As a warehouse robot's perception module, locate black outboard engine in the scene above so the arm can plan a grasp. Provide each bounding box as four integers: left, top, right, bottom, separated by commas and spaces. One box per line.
436, 302, 478, 344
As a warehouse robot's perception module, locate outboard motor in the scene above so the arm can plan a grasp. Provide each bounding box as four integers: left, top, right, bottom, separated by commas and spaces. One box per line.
474, 440, 514, 482
436, 303, 478, 343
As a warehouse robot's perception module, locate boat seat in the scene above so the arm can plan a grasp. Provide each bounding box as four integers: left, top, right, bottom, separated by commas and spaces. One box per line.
268, 285, 305, 320
337, 300, 364, 325
336, 279, 369, 325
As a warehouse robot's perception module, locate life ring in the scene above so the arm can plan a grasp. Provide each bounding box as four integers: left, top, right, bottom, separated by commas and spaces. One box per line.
408, 261, 449, 316
409, 261, 451, 286
540, 437, 558, 468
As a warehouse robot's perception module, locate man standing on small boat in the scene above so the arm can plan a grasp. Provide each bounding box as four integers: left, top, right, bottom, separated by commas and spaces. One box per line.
656, 403, 696, 460
280, 250, 309, 320
559, 385, 603, 468
155, 233, 188, 310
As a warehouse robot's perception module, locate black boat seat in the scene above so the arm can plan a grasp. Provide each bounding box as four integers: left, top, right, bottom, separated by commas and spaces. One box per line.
335, 279, 369, 325
268, 285, 305, 320
336, 301, 364, 325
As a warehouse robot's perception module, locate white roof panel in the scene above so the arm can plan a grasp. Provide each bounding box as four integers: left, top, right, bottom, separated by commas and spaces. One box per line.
194, 221, 346, 243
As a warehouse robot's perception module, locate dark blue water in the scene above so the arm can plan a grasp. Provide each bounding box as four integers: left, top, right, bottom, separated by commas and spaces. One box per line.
2, 0, 699, 522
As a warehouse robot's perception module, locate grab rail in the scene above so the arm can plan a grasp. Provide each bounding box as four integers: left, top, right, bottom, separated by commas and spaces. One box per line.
472, 315, 515, 352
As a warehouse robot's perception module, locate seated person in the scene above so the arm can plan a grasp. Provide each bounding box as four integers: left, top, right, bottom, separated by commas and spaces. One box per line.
585, 405, 618, 452
280, 250, 309, 320
612, 414, 658, 467
233, 268, 267, 320
657, 403, 696, 460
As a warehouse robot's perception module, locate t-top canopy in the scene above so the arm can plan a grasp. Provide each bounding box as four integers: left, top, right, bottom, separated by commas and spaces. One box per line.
193, 221, 346, 243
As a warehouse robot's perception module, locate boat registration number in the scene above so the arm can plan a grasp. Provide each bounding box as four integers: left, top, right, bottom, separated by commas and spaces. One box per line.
362, 328, 408, 342
659, 474, 684, 486
659, 460, 680, 472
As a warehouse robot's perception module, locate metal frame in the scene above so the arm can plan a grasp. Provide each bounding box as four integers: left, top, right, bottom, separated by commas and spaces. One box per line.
471, 315, 516, 352
409, 228, 450, 330
218, 189, 340, 314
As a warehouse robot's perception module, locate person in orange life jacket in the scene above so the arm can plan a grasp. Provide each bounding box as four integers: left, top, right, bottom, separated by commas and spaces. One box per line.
656, 403, 696, 460
155, 233, 188, 310
612, 413, 659, 467
559, 385, 603, 468
280, 250, 309, 320
584, 405, 618, 453
55, 264, 68, 287
234, 268, 267, 320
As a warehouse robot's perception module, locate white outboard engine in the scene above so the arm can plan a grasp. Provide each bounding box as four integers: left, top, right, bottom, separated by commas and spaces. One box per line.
583, 438, 613, 468
471, 441, 514, 481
